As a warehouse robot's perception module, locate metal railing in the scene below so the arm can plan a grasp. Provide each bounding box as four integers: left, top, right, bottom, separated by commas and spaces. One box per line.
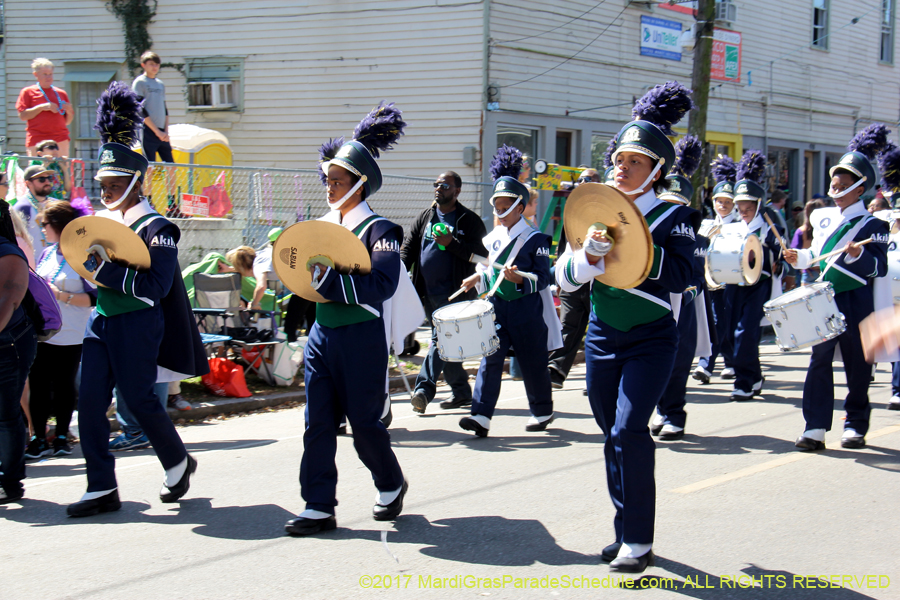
3, 155, 491, 267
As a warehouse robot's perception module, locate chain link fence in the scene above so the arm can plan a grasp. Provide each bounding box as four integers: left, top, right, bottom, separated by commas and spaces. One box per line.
3, 155, 491, 268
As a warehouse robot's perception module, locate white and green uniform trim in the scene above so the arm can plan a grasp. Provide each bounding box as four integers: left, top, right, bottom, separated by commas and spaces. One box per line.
95, 213, 163, 317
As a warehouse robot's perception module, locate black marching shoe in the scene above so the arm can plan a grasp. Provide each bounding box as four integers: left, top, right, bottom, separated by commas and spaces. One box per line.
373, 480, 408, 521
285, 514, 337, 536
160, 454, 198, 503
525, 415, 554, 432
601, 542, 622, 562
609, 550, 655, 574
381, 406, 393, 428
0, 487, 25, 505
410, 391, 428, 415
440, 396, 472, 410
691, 366, 711, 385
67, 490, 121, 517
795, 437, 825, 452
459, 416, 489, 437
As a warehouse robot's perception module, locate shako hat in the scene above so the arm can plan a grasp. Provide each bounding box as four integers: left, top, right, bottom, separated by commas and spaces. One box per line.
318, 103, 406, 199
608, 81, 694, 181
711, 155, 737, 200
93, 82, 148, 182
733, 150, 767, 203
659, 135, 702, 205
831, 123, 891, 195
489, 145, 530, 205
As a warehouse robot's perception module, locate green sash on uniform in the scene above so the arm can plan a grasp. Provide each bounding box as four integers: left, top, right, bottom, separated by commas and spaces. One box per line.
590, 202, 672, 332
819, 216, 866, 294
96, 214, 157, 317
315, 215, 383, 329
482, 241, 529, 301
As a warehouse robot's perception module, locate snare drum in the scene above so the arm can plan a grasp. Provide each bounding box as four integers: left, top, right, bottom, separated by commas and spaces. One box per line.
706, 224, 763, 287
887, 252, 900, 304
433, 300, 500, 362
763, 282, 846, 351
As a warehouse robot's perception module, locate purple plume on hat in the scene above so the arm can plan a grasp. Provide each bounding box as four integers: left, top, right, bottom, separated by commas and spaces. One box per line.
631, 81, 695, 136
711, 155, 737, 184
71, 197, 94, 218
489, 145, 523, 182
848, 123, 891, 160
879, 140, 900, 192
317, 137, 344, 187
736, 149, 766, 184
352, 102, 407, 159
602, 137, 617, 169
94, 81, 142, 146
673, 135, 702, 178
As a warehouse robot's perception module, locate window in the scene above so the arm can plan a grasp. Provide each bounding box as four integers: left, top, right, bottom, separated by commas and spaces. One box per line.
812, 0, 829, 49
497, 125, 538, 171
184, 57, 244, 111
591, 134, 613, 171
881, 0, 895, 63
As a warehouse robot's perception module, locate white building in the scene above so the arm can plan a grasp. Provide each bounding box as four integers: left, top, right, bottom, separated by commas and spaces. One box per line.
1, 0, 897, 211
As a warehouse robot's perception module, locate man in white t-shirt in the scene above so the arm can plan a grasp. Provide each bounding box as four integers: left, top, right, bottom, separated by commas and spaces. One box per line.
250, 228, 282, 309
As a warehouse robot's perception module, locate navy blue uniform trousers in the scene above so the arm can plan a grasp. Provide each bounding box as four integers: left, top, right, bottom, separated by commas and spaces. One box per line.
79, 306, 188, 492
471, 295, 553, 420
586, 314, 678, 545
657, 298, 697, 429
698, 288, 733, 373
301, 318, 403, 513
802, 295, 872, 435
727, 278, 772, 393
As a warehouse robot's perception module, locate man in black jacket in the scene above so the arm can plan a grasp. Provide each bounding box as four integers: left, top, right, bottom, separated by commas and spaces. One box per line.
400, 171, 487, 414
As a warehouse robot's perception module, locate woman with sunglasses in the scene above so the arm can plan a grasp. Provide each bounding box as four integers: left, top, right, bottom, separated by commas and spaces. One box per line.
24, 201, 95, 460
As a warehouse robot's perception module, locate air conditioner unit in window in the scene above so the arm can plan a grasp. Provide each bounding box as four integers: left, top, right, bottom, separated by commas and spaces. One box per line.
187, 81, 236, 109
715, 0, 737, 23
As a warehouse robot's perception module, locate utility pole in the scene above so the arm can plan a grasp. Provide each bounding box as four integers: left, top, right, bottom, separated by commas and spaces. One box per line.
688, 0, 716, 210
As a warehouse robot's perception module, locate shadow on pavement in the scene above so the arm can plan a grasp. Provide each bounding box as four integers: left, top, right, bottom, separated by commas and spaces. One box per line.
319, 514, 601, 566
389, 425, 602, 453
0, 497, 294, 541
663, 434, 793, 456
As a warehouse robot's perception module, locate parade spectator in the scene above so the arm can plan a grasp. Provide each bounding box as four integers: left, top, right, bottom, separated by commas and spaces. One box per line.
868, 193, 890, 214
132, 51, 173, 163
13, 165, 56, 264
401, 171, 486, 413
25, 201, 96, 459
35, 139, 71, 200
0, 200, 37, 504
766, 189, 789, 235
16, 58, 72, 157
790, 198, 825, 286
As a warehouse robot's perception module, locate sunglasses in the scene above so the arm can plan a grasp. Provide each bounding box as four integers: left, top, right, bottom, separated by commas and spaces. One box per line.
433, 182, 451, 190
40, 145, 59, 151
576, 177, 594, 184
30, 176, 52, 183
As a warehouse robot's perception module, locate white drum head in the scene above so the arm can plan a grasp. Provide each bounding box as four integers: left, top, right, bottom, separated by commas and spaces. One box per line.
434, 299, 493, 320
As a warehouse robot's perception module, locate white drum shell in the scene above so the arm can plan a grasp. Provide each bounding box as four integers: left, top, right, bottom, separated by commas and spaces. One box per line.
763, 282, 846, 351
433, 300, 500, 362
706, 230, 763, 286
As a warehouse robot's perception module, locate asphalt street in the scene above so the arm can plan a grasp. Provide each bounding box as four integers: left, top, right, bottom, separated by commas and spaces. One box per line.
2, 338, 899, 600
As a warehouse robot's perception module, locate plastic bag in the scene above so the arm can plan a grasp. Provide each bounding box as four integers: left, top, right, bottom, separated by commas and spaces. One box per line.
201, 357, 252, 398
202, 171, 233, 218
271, 341, 304, 386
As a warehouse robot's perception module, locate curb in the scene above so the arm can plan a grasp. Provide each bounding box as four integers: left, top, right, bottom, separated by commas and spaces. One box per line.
109, 350, 586, 430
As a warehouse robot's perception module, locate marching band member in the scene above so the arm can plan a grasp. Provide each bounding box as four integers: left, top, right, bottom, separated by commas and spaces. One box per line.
286, 104, 409, 536
457, 145, 559, 437
724, 150, 784, 401
652, 136, 709, 441
556, 82, 696, 573
785, 124, 893, 450
68, 83, 208, 517
693, 156, 738, 384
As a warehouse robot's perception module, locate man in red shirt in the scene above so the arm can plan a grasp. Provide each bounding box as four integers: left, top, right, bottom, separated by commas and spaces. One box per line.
16, 58, 73, 157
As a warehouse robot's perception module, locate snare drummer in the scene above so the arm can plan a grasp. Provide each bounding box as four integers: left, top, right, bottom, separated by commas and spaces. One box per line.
693, 156, 739, 384
456, 145, 557, 437
723, 150, 784, 401
784, 124, 892, 451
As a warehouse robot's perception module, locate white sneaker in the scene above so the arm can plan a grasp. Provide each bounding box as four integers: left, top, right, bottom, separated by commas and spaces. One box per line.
691, 366, 711, 384
650, 414, 665, 436
721, 367, 736, 380
841, 429, 865, 448
659, 424, 685, 440
889, 395, 900, 411
730, 387, 753, 401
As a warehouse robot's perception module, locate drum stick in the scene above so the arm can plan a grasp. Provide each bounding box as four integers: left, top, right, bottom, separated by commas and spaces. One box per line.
448, 286, 467, 301
762, 212, 788, 253
816, 238, 873, 263
491, 263, 538, 282
485, 271, 506, 299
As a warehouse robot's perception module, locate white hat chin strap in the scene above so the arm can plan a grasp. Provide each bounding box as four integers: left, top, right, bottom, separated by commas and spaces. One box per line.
327, 177, 365, 210
620, 162, 663, 196
828, 176, 866, 199
100, 173, 140, 210
493, 197, 522, 219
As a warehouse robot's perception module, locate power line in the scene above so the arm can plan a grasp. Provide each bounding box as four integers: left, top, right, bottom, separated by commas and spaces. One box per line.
498, 4, 629, 89
495, 1, 607, 44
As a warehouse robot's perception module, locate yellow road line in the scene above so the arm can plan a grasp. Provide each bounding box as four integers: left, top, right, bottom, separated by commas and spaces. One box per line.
671, 423, 900, 494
